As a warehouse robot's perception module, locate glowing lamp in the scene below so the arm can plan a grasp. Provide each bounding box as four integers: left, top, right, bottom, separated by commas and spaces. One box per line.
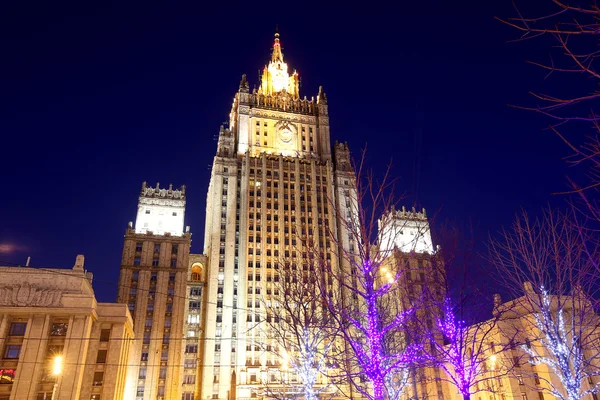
53, 355, 63, 376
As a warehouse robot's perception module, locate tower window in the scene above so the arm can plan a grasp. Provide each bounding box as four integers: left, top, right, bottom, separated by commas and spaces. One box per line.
172, 212, 177, 216
145, 210, 150, 214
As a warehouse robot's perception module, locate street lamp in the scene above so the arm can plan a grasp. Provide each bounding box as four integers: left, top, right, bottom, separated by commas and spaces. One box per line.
51, 355, 63, 400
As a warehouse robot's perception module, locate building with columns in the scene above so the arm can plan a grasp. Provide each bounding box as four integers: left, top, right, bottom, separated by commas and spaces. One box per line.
0, 255, 133, 400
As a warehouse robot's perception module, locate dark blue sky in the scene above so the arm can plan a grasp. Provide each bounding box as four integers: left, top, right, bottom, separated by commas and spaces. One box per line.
0, 1, 572, 302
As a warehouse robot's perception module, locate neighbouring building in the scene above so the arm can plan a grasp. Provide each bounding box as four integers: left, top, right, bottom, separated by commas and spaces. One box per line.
435, 284, 600, 400
116, 182, 193, 400
0, 255, 133, 400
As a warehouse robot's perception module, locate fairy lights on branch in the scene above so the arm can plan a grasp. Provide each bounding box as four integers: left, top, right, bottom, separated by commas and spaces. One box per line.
523, 287, 600, 400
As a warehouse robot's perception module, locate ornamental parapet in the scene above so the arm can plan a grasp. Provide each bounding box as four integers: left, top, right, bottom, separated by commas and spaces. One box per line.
248, 92, 316, 115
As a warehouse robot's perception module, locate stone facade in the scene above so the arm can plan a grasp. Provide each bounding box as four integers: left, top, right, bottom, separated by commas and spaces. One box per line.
200, 32, 356, 400
181, 254, 208, 400
0, 255, 133, 400
117, 182, 192, 400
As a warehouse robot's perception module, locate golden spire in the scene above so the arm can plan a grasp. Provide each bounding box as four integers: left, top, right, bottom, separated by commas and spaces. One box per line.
272, 26, 283, 63
258, 28, 299, 98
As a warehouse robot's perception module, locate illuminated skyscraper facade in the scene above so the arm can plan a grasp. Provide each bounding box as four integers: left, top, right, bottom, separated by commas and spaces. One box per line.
200, 32, 357, 400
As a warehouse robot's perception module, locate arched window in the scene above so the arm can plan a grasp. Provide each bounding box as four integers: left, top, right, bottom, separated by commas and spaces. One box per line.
191, 264, 203, 282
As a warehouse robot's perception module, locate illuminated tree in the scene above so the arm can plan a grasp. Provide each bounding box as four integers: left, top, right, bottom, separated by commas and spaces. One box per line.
318, 150, 425, 400
429, 298, 517, 400
420, 225, 517, 400
489, 208, 600, 400
260, 261, 336, 400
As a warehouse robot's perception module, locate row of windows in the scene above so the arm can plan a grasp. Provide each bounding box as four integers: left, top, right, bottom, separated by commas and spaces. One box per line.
7, 322, 69, 338
131, 271, 177, 282
247, 170, 329, 182
144, 209, 178, 217
133, 257, 178, 268
135, 242, 179, 254
3, 344, 109, 364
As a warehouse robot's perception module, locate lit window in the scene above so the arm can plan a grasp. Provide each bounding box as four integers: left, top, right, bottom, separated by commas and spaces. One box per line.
50, 323, 68, 336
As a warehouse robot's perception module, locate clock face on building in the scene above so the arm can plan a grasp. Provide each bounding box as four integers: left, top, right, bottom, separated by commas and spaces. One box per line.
279, 127, 293, 143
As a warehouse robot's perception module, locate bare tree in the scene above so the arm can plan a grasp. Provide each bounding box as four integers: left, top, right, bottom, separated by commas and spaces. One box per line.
489, 208, 600, 400
259, 260, 337, 400
318, 150, 430, 400
501, 0, 600, 220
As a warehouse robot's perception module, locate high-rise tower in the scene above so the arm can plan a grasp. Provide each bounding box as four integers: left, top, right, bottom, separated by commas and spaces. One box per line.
201, 32, 356, 400
117, 182, 192, 400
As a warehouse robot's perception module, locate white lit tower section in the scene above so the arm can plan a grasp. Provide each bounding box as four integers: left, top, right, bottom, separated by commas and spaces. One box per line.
379, 206, 434, 254
117, 182, 191, 400
135, 182, 186, 236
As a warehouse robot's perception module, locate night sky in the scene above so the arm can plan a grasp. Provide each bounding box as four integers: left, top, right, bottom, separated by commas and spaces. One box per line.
1, 1, 573, 302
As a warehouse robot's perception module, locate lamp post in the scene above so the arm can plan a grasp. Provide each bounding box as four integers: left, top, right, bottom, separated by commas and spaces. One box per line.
51, 355, 63, 400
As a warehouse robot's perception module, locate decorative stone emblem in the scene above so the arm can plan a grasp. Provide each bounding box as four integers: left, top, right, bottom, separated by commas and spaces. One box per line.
0, 282, 62, 307
279, 127, 293, 143
277, 121, 295, 144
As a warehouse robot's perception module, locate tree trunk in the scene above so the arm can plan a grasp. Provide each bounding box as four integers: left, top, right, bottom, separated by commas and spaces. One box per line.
373, 377, 385, 400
